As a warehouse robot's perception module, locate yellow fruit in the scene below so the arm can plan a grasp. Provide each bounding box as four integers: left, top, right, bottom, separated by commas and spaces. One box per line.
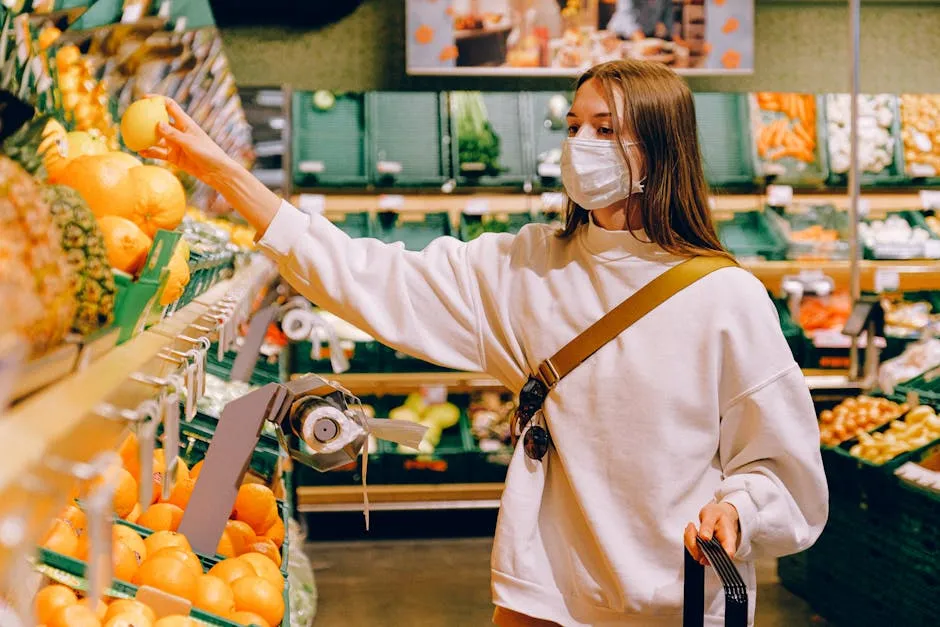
242, 539, 281, 569
217, 530, 237, 558
121, 98, 169, 153
123, 166, 186, 237
86, 467, 138, 519
48, 603, 101, 627
238, 553, 284, 591
104, 600, 155, 624
149, 547, 203, 578
41, 520, 79, 558
35, 585, 78, 625
132, 555, 197, 602
228, 612, 270, 627
143, 530, 191, 556
159, 245, 191, 306
55, 152, 137, 217
98, 216, 152, 274
192, 575, 236, 616
262, 518, 284, 549
207, 558, 254, 587
152, 617, 195, 627
231, 576, 284, 627
225, 520, 255, 556
233, 484, 278, 535
137, 503, 184, 532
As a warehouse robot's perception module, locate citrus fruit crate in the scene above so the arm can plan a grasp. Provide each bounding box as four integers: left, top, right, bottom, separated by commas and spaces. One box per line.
715, 210, 789, 261
377, 395, 474, 485
286, 338, 382, 375
178, 420, 282, 488
184, 408, 282, 455
862, 210, 940, 260
170, 248, 235, 312
36, 547, 290, 627
113, 229, 182, 344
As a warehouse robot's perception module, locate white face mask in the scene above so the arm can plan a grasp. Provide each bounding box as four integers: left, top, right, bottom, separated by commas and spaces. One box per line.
560, 137, 645, 211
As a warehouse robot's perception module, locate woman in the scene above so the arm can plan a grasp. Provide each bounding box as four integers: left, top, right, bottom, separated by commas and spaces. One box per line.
146, 60, 828, 626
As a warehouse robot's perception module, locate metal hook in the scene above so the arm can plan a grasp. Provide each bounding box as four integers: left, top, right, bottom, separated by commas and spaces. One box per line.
156, 352, 187, 366
131, 373, 170, 388
178, 335, 211, 351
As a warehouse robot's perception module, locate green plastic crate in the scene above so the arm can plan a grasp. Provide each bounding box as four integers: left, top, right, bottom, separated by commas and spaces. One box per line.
451, 92, 528, 187
824, 94, 908, 188
292, 91, 368, 188
207, 344, 284, 386
372, 211, 451, 251
773, 298, 806, 365
716, 210, 788, 260
327, 211, 372, 239
458, 212, 533, 241
862, 210, 940, 260
287, 338, 381, 375
527, 91, 571, 185
748, 93, 829, 187
367, 92, 450, 186
778, 204, 850, 260
377, 395, 474, 484
694, 93, 754, 187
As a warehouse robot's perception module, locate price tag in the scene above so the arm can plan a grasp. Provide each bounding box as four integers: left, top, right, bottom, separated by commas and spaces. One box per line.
857, 198, 871, 218
298, 161, 325, 174
537, 163, 561, 178
911, 163, 937, 178
121, 3, 144, 23
421, 385, 448, 405
376, 161, 403, 174
708, 196, 718, 210
767, 185, 793, 207
874, 268, 900, 293
464, 198, 490, 215
297, 194, 326, 215
378, 194, 406, 211
174, 17, 187, 32
920, 190, 940, 210
540, 192, 565, 211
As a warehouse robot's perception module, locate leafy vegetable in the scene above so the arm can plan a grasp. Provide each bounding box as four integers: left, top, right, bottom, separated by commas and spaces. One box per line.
453, 91, 504, 176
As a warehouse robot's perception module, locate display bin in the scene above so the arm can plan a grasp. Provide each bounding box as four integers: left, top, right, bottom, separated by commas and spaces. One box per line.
286, 338, 382, 375
326, 211, 372, 239
112, 230, 182, 344
458, 212, 533, 241
831, 419, 940, 474
823, 94, 908, 188
178, 419, 283, 488
377, 395, 474, 484
527, 91, 571, 185
207, 344, 285, 386
693, 93, 754, 188
293, 442, 382, 487
895, 370, 940, 405
292, 91, 368, 188
451, 92, 529, 187
748, 93, 829, 188
862, 210, 940, 260
468, 443, 513, 484
186, 408, 282, 453
898, 94, 940, 186
367, 92, 450, 187
776, 204, 850, 260
772, 298, 806, 365
715, 210, 788, 261
169, 248, 236, 313
372, 211, 451, 251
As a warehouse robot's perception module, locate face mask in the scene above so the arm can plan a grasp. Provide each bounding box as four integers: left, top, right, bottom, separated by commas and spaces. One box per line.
560, 137, 645, 211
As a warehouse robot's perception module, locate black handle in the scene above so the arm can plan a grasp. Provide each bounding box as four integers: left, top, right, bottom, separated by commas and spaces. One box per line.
683, 541, 749, 627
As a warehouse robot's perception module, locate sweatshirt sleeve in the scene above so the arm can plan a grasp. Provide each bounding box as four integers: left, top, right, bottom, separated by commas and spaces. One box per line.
256, 200, 509, 374
715, 365, 829, 561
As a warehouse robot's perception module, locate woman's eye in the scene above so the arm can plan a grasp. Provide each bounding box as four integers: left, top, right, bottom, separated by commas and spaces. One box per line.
567, 125, 579, 136
598, 127, 614, 136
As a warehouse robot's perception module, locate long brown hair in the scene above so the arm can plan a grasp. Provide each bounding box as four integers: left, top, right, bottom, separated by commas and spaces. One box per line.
559, 60, 728, 258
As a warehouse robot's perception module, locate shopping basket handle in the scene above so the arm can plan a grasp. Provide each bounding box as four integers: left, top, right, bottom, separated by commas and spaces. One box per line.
683, 536, 749, 627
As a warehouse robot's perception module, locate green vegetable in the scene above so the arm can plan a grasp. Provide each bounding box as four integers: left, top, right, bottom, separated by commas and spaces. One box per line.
453, 91, 504, 176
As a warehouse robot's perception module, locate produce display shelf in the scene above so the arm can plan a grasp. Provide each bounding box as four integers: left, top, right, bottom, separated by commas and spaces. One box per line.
296, 483, 505, 513
742, 259, 940, 293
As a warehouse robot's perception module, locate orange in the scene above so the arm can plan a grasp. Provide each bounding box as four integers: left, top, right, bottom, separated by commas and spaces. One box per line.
231, 576, 284, 627
152, 617, 195, 627
189, 460, 204, 479
242, 539, 280, 568
143, 530, 191, 557
48, 603, 101, 627
132, 555, 197, 602
192, 574, 235, 616
232, 484, 278, 535
149, 547, 203, 578
110, 468, 139, 518
151, 452, 190, 504
238, 553, 284, 591
55, 152, 137, 217
224, 520, 255, 556
41, 520, 79, 558
262, 518, 284, 549
216, 530, 237, 558
227, 612, 270, 627
125, 166, 186, 237
165, 477, 196, 510
112, 540, 143, 581
118, 433, 140, 480
35, 585, 78, 624
126, 503, 141, 524
113, 525, 147, 563
158, 244, 191, 306
137, 503, 184, 532
207, 558, 254, 587
59, 504, 87, 539
98, 216, 152, 275
103, 600, 155, 624
121, 98, 169, 153
103, 614, 152, 627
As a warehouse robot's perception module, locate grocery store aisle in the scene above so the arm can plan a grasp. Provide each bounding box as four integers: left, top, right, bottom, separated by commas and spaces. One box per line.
306, 537, 829, 626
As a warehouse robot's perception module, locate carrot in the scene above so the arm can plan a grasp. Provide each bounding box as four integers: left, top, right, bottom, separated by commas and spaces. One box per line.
793, 122, 815, 147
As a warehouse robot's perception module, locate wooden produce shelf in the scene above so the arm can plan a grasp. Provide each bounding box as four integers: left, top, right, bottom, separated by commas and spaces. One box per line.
297, 482, 505, 512
744, 259, 940, 293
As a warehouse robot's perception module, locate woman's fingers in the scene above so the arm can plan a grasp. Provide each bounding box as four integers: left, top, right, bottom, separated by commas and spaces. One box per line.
139, 146, 169, 161
714, 516, 737, 559
157, 121, 194, 150
147, 94, 193, 132
684, 523, 708, 566
698, 506, 721, 542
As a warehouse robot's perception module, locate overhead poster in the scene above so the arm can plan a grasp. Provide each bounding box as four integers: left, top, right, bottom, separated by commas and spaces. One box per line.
407, 0, 754, 76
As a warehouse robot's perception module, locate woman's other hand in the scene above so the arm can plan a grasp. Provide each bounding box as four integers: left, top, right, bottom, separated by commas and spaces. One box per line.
684, 502, 740, 566
139, 96, 233, 185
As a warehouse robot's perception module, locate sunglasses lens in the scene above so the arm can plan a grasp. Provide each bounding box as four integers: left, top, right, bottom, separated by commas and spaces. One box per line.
524, 425, 550, 460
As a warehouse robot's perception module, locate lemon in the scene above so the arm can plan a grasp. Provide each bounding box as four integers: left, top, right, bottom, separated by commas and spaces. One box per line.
121, 97, 170, 152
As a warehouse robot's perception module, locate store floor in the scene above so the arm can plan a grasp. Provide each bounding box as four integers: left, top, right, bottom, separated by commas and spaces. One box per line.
306, 537, 830, 626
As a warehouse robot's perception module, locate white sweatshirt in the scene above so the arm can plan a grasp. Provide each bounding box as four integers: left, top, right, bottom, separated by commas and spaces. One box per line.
258, 200, 829, 626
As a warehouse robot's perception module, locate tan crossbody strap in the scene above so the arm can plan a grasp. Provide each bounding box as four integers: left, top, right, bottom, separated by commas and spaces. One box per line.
535, 256, 737, 388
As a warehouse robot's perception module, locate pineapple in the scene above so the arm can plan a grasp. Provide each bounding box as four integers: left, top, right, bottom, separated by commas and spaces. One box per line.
0, 156, 76, 356
3, 114, 68, 180
42, 184, 116, 336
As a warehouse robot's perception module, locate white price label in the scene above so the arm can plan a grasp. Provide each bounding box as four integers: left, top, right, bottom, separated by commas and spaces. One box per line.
378, 194, 406, 210
298, 161, 325, 174
920, 190, 940, 210
420, 385, 448, 405
708, 196, 718, 210
857, 198, 871, 218
767, 185, 794, 207
121, 3, 144, 23
464, 198, 490, 215
537, 163, 561, 178
297, 194, 326, 215
874, 269, 900, 293
376, 161, 403, 174
540, 192, 565, 211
